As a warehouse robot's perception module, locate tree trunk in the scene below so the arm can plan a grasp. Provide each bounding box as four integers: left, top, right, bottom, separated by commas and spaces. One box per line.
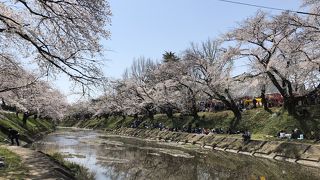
229, 104, 242, 132
192, 110, 199, 120
191, 97, 199, 120
283, 96, 311, 137
102, 114, 109, 120
165, 106, 173, 118
179, 84, 199, 121
189, 99, 199, 126
261, 86, 272, 113
213, 89, 242, 132
147, 110, 154, 121
283, 97, 297, 116
266, 71, 296, 115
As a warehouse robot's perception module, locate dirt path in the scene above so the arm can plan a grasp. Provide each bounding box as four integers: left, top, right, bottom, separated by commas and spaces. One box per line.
1, 145, 74, 180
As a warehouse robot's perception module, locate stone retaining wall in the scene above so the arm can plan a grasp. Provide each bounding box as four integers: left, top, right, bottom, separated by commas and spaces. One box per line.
110, 128, 320, 168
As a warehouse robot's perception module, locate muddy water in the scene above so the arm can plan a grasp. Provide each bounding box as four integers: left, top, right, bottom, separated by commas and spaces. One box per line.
34, 129, 320, 180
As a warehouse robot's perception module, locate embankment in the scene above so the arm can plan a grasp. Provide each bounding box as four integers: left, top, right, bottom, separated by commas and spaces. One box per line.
0, 111, 75, 179
63, 105, 320, 140
109, 128, 320, 168
0, 111, 55, 145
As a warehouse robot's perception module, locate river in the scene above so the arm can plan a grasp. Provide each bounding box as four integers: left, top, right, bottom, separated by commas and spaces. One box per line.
34, 128, 320, 180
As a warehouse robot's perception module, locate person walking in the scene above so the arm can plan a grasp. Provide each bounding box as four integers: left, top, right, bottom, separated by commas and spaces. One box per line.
8, 128, 20, 146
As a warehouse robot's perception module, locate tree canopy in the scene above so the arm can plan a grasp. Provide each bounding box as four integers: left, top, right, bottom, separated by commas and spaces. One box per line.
0, 0, 112, 87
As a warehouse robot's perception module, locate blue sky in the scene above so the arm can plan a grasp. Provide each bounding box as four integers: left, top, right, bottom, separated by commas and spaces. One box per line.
103, 0, 302, 78
55, 0, 304, 102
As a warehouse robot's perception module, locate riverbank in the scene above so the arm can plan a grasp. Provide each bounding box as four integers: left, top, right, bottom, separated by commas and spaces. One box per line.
0, 145, 75, 179
0, 111, 80, 179
32, 128, 320, 179
63, 105, 320, 140
108, 128, 320, 168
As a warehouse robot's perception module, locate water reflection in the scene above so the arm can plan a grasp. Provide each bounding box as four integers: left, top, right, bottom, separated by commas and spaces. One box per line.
34, 129, 320, 180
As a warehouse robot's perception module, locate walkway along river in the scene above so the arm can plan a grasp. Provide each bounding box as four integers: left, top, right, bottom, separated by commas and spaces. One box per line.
34, 128, 320, 180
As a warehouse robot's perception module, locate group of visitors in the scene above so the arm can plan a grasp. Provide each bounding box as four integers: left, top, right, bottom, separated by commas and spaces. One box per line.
130, 119, 311, 143
201, 97, 262, 113
130, 121, 254, 143
130, 119, 142, 128
236, 98, 261, 111
199, 100, 227, 112
277, 128, 304, 140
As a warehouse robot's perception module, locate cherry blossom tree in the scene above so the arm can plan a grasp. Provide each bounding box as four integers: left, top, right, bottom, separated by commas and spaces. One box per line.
111, 79, 143, 116
0, 54, 38, 93
64, 101, 95, 123
184, 40, 243, 130
155, 53, 202, 119
2, 80, 68, 125
152, 80, 181, 118
224, 11, 320, 117
0, 0, 112, 89
120, 57, 159, 119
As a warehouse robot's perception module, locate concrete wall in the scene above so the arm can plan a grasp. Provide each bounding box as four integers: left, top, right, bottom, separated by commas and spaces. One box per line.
110, 128, 320, 168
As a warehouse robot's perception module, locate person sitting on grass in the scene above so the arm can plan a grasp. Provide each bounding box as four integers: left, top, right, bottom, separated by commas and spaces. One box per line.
277, 130, 286, 139
292, 128, 304, 140
8, 128, 20, 146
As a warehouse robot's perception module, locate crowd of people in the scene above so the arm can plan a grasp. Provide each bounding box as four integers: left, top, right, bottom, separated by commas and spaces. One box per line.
199, 101, 227, 112
131, 120, 311, 142
199, 96, 281, 113
130, 120, 252, 142
199, 89, 320, 113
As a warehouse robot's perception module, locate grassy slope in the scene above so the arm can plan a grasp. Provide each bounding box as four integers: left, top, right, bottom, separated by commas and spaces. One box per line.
0, 111, 55, 144
0, 111, 55, 179
0, 146, 28, 179
63, 105, 320, 138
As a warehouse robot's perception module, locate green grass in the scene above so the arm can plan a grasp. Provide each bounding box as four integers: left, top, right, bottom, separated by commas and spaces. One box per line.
64, 115, 135, 130
50, 152, 95, 180
0, 147, 27, 179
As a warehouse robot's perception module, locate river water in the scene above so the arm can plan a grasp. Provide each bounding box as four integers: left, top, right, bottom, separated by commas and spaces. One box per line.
34, 128, 320, 180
